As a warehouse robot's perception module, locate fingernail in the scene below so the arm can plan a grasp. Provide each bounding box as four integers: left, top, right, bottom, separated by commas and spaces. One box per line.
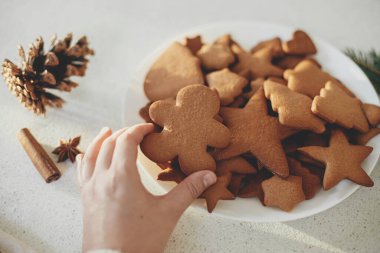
203, 172, 217, 187
100, 127, 110, 134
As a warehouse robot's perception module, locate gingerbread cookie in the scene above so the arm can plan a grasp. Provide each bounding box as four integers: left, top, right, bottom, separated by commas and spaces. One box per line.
362, 103, 380, 127
216, 156, 257, 176
312, 81, 369, 133
201, 173, 235, 213
264, 79, 325, 133
144, 42, 204, 101
228, 174, 245, 196
185, 35, 203, 55
298, 129, 374, 190
262, 175, 305, 211
214, 34, 241, 48
197, 43, 234, 70
238, 168, 273, 199
232, 44, 283, 79
284, 60, 354, 98
141, 84, 231, 175
250, 37, 284, 57
157, 167, 186, 184
282, 30, 317, 55
206, 68, 248, 105
352, 127, 380, 145
274, 56, 321, 69
215, 88, 289, 177
288, 157, 320, 200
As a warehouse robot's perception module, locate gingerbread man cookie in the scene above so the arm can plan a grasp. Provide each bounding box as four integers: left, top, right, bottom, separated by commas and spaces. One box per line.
141, 84, 231, 175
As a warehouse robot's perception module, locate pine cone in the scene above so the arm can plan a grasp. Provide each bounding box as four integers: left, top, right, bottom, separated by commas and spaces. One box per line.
2, 33, 94, 115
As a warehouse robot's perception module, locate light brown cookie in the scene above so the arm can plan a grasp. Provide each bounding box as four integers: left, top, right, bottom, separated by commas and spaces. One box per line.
229, 94, 247, 108
264, 79, 325, 133
144, 42, 204, 101
216, 156, 257, 176
362, 103, 380, 127
288, 157, 320, 200
238, 168, 273, 199
215, 88, 289, 177
197, 43, 235, 70
251, 78, 265, 92
206, 68, 248, 105
298, 129, 374, 190
274, 56, 321, 69
282, 30, 317, 55
185, 35, 203, 55
232, 44, 283, 79
157, 167, 186, 184
262, 175, 305, 211
200, 173, 235, 213
312, 81, 369, 133
250, 37, 284, 57
352, 127, 380, 145
215, 34, 240, 48
141, 84, 231, 175
284, 60, 354, 98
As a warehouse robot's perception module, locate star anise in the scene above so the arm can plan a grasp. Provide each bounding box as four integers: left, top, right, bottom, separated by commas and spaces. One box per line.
52, 136, 82, 163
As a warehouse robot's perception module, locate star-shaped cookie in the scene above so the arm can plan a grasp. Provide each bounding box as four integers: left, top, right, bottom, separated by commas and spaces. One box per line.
264, 79, 325, 133
284, 60, 354, 98
231, 44, 283, 79
200, 173, 235, 213
206, 68, 248, 105
288, 157, 321, 200
298, 129, 374, 190
312, 81, 369, 133
141, 84, 231, 175
262, 175, 305, 211
215, 88, 289, 177
185, 35, 203, 55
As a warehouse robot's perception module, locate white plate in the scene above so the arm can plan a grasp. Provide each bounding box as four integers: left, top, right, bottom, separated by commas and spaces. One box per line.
122, 21, 380, 222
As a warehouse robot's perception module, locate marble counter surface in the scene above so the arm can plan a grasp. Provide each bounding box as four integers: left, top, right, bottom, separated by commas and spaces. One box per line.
0, 0, 379, 252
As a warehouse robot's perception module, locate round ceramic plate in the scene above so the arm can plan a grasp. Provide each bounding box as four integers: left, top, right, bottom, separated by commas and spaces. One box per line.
122, 21, 380, 222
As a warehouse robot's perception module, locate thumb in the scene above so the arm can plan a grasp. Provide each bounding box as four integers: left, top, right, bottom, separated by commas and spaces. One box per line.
164, 170, 217, 215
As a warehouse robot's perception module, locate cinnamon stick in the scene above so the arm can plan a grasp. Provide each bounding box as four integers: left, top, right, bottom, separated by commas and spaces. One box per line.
17, 128, 61, 183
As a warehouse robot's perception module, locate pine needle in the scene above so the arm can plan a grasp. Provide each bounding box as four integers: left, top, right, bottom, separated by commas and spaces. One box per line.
344, 49, 380, 94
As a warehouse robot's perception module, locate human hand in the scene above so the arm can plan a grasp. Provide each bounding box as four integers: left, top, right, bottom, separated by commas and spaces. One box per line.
77, 124, 217, 253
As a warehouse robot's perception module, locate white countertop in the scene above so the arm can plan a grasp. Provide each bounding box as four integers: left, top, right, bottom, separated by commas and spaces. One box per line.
0, 0, 379, 252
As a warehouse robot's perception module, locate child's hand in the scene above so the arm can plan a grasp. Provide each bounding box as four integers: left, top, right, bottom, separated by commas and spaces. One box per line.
77, 124, 217, 253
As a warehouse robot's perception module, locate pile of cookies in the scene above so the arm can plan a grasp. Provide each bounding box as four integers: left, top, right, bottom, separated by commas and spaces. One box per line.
139, 30, 380, 213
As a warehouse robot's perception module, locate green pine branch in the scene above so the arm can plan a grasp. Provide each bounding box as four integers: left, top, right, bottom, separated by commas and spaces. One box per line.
344, 48, 380, 94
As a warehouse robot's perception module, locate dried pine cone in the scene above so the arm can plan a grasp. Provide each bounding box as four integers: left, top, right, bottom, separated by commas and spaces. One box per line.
2, 33, 94, 115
